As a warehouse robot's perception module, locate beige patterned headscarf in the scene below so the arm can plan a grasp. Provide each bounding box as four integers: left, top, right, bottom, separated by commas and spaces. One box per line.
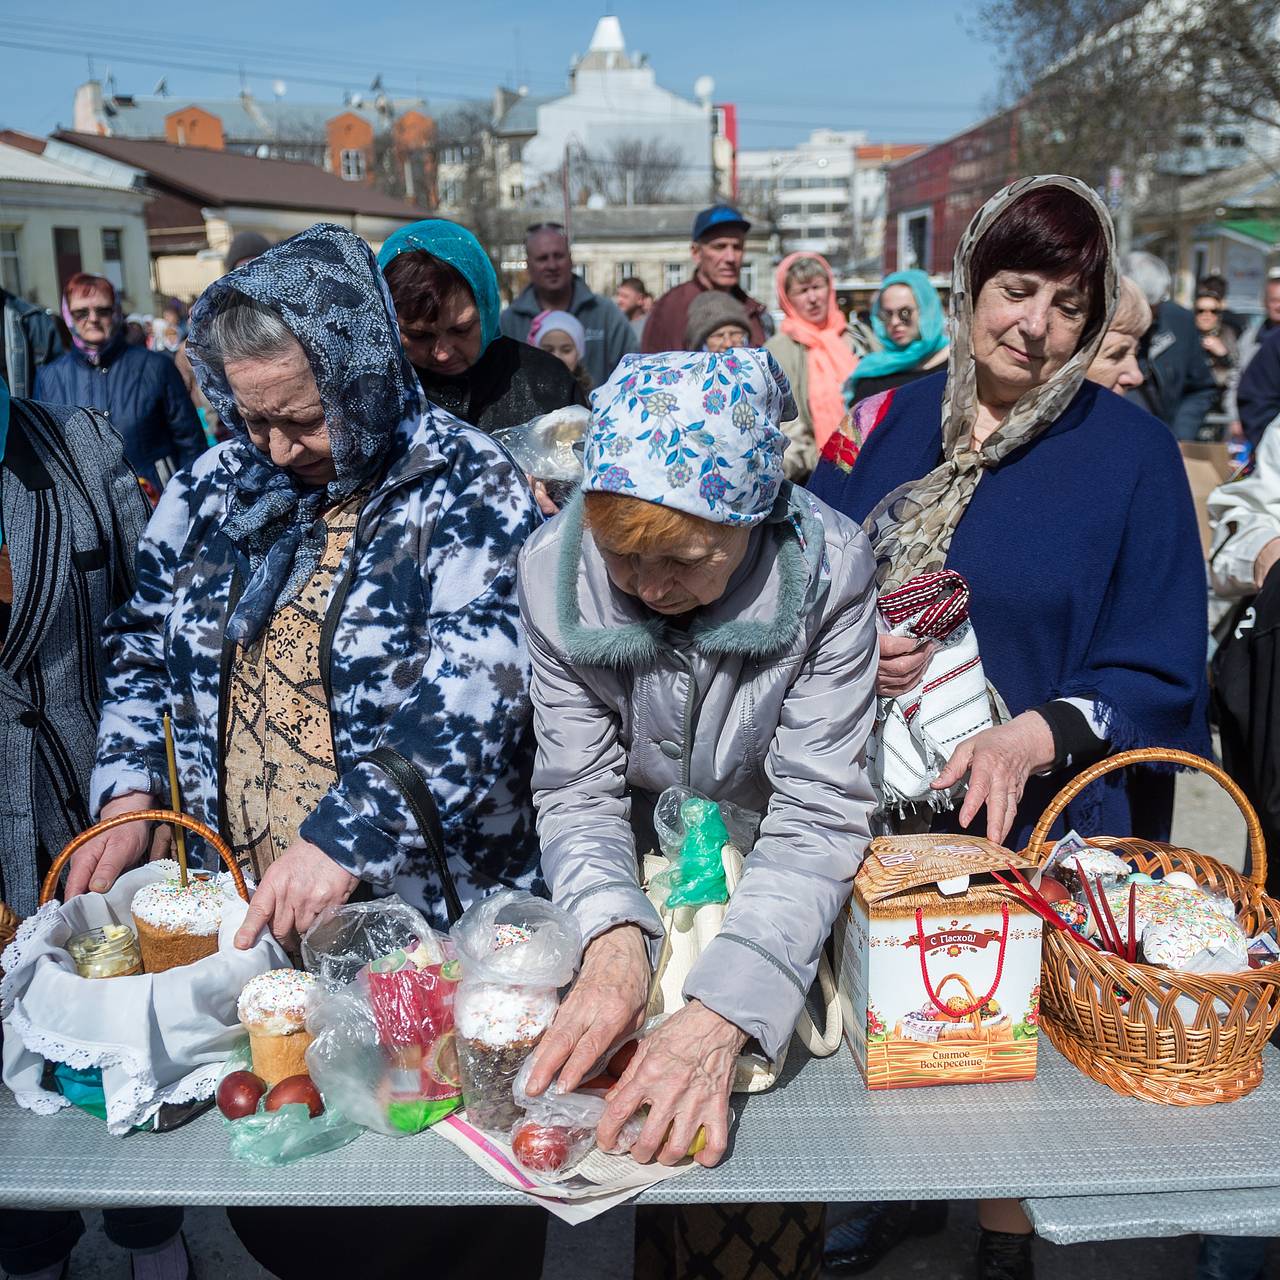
865, 174, 1118, 589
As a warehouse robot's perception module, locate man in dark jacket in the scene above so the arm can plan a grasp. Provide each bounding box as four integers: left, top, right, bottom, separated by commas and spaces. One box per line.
0, 290, 62, 398
1237, 326, 1280, 448
1122, 251, 1218, 440
34, 273, 204, 489
500, 224, 636, 386
642, 205, 773, 354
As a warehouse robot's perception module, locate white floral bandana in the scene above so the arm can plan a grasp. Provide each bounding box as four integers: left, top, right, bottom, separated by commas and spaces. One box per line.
582, 349, 795, 526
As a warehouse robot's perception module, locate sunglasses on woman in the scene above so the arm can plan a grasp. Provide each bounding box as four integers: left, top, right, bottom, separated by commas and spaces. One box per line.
70, 306, 115, 321
879, 306, 916, 325
1195, 304, 1222, 315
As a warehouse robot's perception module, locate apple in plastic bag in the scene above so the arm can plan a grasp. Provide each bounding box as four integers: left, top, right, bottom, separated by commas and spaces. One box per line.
217, 1071, 267, 1120
264, 1075, 325, 1118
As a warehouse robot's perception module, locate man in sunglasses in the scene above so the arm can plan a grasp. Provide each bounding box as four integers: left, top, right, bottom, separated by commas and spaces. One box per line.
642, 205, 772, 355
35, 274, 204, 492
500, 223, 637, 386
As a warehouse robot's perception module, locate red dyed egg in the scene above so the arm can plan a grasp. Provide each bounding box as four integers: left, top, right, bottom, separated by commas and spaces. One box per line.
512, 1123, 570, 1173
263, 1074, 324, 1118
1038, 877, 1070, 904
607, 1040, 640, 1078
216, 1070, 266, 1120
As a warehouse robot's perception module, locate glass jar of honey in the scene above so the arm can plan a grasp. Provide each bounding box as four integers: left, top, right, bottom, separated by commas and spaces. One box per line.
67, 924, 143, 979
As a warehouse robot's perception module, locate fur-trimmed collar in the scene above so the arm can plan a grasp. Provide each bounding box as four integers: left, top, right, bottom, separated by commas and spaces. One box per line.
555, 486, 826, 669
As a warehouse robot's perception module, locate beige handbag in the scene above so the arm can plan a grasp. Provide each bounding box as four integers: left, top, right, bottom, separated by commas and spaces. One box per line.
642, 841, 843, 1094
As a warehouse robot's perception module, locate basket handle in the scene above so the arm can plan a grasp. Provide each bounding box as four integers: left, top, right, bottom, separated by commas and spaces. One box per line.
40, 810, 248, 906
1023, 748, 1267, 889
934, 972, 984, 1033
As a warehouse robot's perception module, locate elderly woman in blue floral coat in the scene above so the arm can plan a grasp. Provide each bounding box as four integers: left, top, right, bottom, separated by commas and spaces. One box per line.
66, 223, 542, 942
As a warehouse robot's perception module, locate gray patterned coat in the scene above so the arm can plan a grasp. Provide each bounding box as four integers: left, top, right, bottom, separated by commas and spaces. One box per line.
0, 398, 150, 915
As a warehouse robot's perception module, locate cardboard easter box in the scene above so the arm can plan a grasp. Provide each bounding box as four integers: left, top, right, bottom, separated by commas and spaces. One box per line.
835, 834, 1044, 1090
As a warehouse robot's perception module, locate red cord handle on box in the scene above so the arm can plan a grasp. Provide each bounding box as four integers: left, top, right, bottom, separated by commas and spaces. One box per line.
915, 902, 1009, 1019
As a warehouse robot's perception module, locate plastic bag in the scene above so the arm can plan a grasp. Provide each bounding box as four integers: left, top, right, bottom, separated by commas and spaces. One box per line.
302, 897, 436, 989
493, 406, 588, 485
217, 1048, 361, 1167
509, 1056, 628, 1177
450, 891, 581, 1133
650, 788, 759, 909
303, 899, 462, 1136
508, 1051, 726, 1175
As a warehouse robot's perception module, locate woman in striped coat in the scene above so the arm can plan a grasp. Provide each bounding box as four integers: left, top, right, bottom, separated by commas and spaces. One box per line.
0, 383, 151, 918
0, 382, 192, 1280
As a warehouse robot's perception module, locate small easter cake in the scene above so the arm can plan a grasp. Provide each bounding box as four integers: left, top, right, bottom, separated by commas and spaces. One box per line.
238, 968, 318, 1085
130, 876, 226, 973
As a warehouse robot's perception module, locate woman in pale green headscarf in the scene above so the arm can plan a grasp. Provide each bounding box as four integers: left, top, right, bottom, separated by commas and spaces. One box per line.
845, 268, 950, 406
379, 219, 586, 432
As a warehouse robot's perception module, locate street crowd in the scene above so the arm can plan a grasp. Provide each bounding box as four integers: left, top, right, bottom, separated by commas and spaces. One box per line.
1, 172, 1278, 1280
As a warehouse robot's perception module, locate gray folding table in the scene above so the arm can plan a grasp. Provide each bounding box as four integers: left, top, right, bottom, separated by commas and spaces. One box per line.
2, 1040, 1277, 1242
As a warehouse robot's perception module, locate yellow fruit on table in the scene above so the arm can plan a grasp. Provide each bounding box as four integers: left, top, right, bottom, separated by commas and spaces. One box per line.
687, 1127, 708, 1157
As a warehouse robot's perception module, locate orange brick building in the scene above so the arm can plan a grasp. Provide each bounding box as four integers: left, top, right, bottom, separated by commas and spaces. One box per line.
73, 80, 437, 206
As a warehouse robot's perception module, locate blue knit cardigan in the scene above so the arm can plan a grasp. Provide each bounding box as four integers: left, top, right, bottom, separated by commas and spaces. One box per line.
808, 371, 1212, 846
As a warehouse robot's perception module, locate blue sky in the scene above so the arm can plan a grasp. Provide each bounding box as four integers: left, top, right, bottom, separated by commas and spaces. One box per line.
1, 1, 1002, 149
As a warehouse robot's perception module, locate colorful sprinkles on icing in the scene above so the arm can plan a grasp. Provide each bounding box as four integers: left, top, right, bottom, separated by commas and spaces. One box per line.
1103, 881, 1247, 969
131, 877, 226, 935
454, 981, 556, 1047
238, 968, 317, 1029
492, 923, 533, 951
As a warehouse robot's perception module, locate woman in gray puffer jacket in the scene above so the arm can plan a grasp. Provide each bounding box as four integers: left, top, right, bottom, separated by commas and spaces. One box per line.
520, 349, 878, 1278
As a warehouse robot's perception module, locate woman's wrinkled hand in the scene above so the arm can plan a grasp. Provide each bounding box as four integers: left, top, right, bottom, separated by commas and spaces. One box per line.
234, 839, 359, 949
524, 924, 650, 1097
596, 1000, 746, 1169
931, 712, 1056, 843
876, 633, 935, 698
64, 792, 160, 898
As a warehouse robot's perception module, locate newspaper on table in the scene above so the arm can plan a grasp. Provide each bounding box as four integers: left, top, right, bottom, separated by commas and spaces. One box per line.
430, 1108, 700, 1224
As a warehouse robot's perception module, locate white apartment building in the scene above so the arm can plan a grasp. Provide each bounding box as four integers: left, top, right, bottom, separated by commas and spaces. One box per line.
518, 17, 715, 205
737, 129, 865, 267
851, 142, 927, 273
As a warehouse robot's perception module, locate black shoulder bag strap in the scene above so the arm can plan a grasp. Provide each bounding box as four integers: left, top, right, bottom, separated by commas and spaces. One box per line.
360, 746, 464, 924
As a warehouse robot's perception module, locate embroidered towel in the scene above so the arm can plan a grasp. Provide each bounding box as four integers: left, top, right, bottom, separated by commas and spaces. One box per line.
870, 570, 996, 814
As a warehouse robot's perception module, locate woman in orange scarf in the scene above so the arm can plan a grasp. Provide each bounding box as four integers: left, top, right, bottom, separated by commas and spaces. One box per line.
766, 253, 860, 482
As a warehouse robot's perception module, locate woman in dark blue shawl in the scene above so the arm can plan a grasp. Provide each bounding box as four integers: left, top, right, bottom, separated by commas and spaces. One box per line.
813, 173, 1212, 1280
810, 175, 1209, 852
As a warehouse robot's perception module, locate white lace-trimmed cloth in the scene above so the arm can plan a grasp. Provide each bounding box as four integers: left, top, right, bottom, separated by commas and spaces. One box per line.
1, 860, 287, 1133
869, 570, 1002, 815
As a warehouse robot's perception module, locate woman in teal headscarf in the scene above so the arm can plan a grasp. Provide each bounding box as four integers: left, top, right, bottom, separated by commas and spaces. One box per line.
379, 219, 585, 432
845, 268, 950, 406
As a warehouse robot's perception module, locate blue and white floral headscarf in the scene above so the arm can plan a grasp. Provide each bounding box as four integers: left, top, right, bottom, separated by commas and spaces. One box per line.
187, 223, 420, 645
582, 349, 794, 526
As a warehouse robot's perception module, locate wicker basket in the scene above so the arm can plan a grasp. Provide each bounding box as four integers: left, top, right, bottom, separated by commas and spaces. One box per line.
0, 813, 245, 976
37, 810, 247, 907
1027, 748, 1280, 1105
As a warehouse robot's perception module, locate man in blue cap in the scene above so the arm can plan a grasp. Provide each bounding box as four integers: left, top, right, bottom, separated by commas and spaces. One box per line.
642, 204, 773, 353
